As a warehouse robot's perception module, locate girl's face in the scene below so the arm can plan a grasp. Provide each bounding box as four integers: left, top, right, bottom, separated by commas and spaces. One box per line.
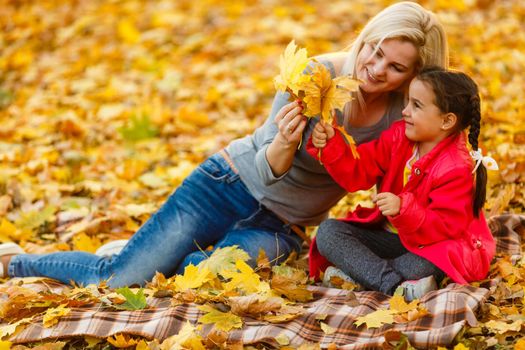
356, 38, 419, 95
402, 79, 447, 144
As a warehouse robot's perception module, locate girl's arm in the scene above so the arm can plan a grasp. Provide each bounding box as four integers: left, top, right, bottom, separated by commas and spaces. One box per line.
306, 122, 399, 192
389, 165, 474, 246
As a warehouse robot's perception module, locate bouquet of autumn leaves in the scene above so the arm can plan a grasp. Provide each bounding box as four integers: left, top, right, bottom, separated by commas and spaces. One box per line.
274, 41, 361, 159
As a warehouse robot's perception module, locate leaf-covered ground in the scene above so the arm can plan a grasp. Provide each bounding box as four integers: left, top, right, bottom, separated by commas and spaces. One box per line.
0, 0, 524, 349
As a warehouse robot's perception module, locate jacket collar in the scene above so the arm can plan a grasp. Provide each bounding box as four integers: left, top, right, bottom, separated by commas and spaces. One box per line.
403, 132, 466, 190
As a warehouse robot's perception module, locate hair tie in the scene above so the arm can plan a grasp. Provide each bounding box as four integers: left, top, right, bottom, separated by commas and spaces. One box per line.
470, 148, 499, 173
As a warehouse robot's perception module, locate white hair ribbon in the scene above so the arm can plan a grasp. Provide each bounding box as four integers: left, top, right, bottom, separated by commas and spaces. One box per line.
470, 148, 499, 173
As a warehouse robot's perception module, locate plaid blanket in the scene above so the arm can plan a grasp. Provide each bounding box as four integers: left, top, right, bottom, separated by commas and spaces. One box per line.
3, 214, 525, 349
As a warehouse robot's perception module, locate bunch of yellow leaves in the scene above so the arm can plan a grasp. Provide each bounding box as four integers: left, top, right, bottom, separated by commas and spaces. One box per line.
274, 40, 361, 159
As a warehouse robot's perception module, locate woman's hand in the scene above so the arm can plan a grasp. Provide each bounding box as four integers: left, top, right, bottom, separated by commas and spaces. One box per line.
266, 100, 307, 177
373, 192, 401, 216
312, 120, 335, 149
274, 100, 307, 148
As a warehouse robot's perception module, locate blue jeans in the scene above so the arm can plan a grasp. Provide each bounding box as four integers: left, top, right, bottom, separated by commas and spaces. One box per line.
9, 153, 303, 287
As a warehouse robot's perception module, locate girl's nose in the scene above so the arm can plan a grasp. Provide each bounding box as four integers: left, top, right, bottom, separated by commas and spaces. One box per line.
402, 105, 410, 116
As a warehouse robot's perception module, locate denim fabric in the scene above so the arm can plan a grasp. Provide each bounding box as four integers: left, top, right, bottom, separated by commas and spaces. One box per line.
9, 153, 303, 287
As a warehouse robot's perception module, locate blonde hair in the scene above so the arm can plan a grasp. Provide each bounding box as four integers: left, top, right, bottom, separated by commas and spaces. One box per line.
342, 1, 449, 119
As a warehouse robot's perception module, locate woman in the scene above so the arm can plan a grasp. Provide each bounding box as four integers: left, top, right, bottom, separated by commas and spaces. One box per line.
0, 2, 448, 287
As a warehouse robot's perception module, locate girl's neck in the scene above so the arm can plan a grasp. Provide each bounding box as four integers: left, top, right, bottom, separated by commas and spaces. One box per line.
417, 134, 449, 158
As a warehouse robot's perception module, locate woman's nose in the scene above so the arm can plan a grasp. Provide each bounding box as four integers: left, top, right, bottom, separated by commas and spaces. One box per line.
373, 61, 387, 76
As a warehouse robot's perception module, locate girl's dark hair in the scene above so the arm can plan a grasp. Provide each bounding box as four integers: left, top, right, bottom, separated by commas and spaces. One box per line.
416, 66, 486, 217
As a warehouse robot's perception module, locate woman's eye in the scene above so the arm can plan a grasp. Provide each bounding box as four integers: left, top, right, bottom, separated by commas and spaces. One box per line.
392, 65, 403, 72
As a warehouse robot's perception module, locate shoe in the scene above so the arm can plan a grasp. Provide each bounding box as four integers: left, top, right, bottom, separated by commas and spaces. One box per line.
95, 239, 128, 257
396, 275, 437, 301
322, 266, 356, 288
0, 242, 25, 278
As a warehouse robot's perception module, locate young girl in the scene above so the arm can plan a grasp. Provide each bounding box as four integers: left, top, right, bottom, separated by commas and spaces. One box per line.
307, 67, 497, 300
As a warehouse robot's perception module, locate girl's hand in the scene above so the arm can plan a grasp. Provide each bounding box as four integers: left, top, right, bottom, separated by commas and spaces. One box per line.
312, 120, 335, 149
274, 100, 307, 148
373, 192, 401, 216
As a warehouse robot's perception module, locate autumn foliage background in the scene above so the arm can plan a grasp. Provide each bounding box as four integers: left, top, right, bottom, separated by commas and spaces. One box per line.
0, 0, 524, 348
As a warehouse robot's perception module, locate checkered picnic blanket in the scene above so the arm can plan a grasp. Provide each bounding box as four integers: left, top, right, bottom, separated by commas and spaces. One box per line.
2, 214, 525, 349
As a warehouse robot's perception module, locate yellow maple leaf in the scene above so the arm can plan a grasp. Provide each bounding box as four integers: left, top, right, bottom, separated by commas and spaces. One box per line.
0, 219, 17, 243
354, 309, 395, 329
197, 304, 243, 331
174, 264, 214, 291
484, 319, 523, 334
453, 343, 470, 350
273, 40, 311, 96
43, 304, 71, 328
198, 246, 249, 276
160, 322, 206, 350
302, 63, 359, 123
319, 321, 336, 335
389, 294, 419, 314
72, 232, 101, 253
0, 318, 29, 339
221, 260, 261, 294
107, 333, 141, 348
515, 338, 525, 350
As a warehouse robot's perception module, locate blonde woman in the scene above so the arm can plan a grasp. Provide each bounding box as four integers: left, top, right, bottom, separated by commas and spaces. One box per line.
0, 2, 449, 287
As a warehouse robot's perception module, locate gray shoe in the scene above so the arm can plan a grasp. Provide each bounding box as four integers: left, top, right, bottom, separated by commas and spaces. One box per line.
397, 275, 437, 301
0, 242, 25, 278
95, 239, 128, 257
322, 266, 356, 288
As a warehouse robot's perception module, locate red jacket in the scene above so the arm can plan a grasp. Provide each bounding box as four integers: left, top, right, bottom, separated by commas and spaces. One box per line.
306, 121, 495, 284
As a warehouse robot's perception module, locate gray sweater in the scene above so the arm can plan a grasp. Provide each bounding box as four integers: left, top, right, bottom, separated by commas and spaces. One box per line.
226, 63, 404, 226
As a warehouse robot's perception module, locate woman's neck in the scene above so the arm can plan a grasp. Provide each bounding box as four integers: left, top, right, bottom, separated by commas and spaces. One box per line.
351, 92, 390, 127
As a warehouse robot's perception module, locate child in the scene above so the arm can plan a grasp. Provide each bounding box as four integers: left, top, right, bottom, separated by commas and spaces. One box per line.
307, 67, 497, 301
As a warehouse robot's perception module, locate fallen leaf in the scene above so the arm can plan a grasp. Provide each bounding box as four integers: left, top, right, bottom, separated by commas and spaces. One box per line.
197, 304, 243, 332
43, 304, 71, 328
354, 309, 396, 329
113, 287, 148, 310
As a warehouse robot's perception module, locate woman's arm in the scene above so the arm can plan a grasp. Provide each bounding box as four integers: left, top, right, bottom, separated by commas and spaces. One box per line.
265, 100, 306, 177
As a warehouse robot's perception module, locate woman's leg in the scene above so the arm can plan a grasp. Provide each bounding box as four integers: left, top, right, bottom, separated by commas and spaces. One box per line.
316, 219, 410, 294
9, 154, 260, 287
177, 206, 303, 273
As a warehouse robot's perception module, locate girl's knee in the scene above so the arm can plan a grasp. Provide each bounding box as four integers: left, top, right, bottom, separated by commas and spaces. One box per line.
316, 219, 341, 256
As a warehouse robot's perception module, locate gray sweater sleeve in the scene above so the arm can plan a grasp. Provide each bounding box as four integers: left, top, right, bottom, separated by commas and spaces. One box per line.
253, 91, 291, 185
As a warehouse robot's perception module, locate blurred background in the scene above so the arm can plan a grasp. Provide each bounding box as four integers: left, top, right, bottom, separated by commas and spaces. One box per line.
0, 0, 523, 253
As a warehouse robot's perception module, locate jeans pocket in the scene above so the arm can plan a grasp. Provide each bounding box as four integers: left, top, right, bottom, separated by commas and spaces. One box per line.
197, 154, 239, 183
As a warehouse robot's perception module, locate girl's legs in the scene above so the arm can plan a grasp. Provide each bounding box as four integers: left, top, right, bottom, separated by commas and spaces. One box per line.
316, 219, 443, 294
9, 153, 261, 287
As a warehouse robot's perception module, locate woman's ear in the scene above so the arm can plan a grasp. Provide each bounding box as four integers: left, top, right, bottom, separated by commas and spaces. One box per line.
441, 112, 457, 131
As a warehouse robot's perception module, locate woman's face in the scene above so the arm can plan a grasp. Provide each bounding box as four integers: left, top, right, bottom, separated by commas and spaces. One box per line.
356, 38, 419, 95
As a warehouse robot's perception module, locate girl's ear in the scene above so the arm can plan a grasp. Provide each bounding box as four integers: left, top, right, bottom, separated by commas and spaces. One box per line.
441, 112, 457, 131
